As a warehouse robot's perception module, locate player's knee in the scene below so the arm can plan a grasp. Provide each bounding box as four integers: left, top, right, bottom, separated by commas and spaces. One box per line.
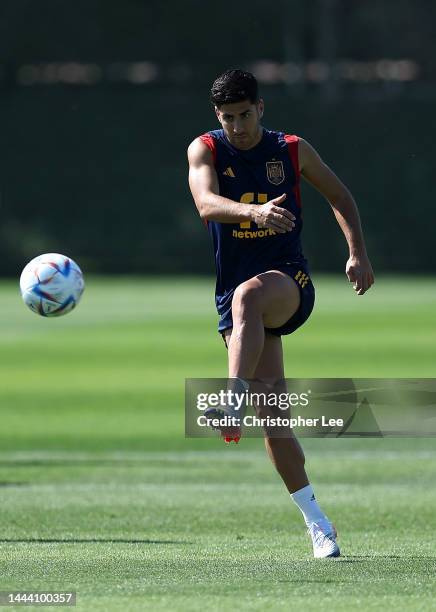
232, 281, 262, 314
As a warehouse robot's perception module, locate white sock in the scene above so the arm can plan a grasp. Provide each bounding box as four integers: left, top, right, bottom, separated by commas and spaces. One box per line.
291, 484, 328, 526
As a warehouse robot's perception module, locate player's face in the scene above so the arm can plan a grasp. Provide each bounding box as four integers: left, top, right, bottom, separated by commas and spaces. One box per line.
215, 99, 264, 150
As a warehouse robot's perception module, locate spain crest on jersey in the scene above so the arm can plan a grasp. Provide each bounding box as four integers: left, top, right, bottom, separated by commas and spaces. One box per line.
266, 160, 285, 185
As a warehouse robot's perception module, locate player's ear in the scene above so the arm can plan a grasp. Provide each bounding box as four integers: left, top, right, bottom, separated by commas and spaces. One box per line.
258, 99, 264, 119
215, 106, 222, 124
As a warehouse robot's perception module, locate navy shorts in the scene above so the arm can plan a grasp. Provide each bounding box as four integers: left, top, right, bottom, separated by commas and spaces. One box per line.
218, 264, 315, 342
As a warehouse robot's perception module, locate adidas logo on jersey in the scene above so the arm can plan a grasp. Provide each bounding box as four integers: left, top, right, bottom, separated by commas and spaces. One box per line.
223, 167, 235, 177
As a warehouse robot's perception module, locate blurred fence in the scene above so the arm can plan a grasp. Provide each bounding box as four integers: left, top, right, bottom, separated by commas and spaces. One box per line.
1, 0, 435, 275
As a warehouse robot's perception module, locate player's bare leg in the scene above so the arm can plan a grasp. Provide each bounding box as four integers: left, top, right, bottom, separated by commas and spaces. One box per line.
217, 271, 300, 442
227, 270, 300, 379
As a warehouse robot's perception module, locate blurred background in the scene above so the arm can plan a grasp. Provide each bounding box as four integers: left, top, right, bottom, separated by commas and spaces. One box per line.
1, 0, 435, 276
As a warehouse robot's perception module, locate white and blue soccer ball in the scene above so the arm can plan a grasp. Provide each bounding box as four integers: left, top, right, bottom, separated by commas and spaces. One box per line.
20, 253, 85, 317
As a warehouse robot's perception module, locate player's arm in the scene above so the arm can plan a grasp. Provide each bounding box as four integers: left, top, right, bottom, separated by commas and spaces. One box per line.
299, 138, 374, 295
187, 138, 295, 233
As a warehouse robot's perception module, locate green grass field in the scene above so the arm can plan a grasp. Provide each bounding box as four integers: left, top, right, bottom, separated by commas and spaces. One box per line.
0, 275, 435, 610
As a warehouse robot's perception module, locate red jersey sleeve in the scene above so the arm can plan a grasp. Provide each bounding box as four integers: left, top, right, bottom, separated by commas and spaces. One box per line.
199, 133, 217, 164
284, 134, 301, 208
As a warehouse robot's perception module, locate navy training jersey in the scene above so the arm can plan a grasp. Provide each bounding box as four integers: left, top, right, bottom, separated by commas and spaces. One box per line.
199, 128, 309, 318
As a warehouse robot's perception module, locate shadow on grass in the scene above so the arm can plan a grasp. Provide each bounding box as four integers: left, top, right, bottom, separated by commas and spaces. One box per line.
0, 460, 154, 467
0, 538, 191, 545
0, 482, 29, 487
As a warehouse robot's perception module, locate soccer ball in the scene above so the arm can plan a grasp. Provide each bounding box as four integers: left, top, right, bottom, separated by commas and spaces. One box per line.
20, 253, 85, 317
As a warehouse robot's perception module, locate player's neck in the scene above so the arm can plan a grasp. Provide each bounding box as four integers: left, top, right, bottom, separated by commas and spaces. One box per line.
250, 126, 264, 148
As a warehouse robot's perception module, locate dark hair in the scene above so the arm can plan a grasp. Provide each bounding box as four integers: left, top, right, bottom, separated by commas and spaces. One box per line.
210, 69, 259, 107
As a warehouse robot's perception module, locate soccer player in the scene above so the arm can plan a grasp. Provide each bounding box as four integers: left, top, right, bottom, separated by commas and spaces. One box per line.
187, 69, 374, 558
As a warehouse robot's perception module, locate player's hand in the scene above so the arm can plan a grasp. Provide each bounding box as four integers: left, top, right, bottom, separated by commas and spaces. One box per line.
346, 254, 375, 295
253, 193, 295, 233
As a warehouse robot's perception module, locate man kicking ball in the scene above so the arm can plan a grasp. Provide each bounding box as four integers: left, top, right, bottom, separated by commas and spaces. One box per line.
187, 69, 374, 558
